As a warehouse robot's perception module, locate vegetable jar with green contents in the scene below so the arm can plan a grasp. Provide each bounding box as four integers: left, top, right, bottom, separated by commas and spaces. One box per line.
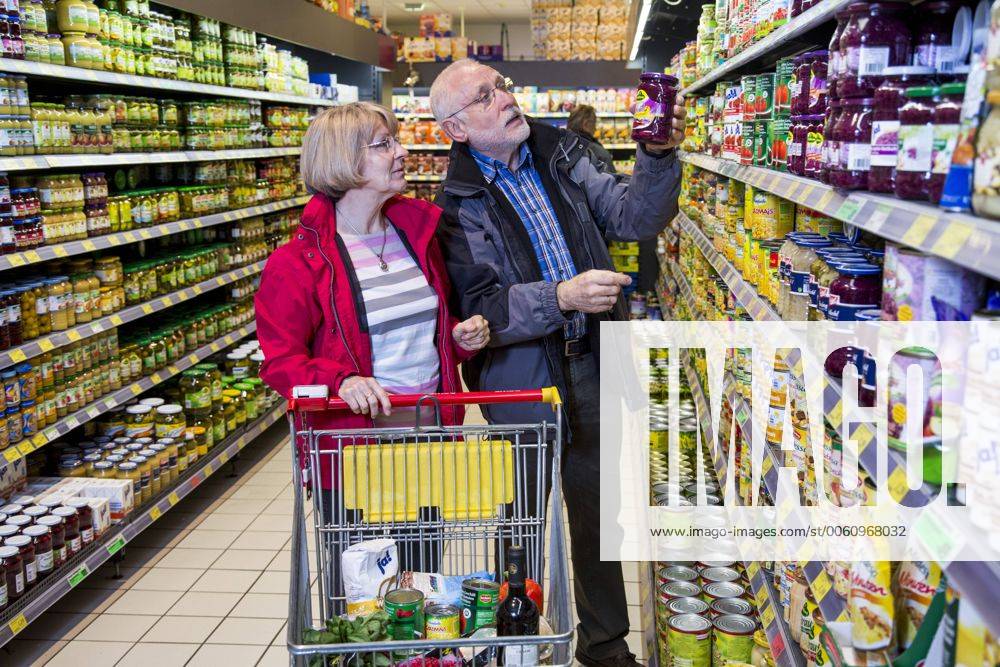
139, 448, 161, 495
194, 363, 222, 406
233, 382, 257, 420
223, 389, 245, 428
211, 402, 226, 443
180, 369, 211, 413
188, 422, 208, 458
155, 404, 185, 439
130, 455, 152, 503
124, 404, 153, 438
222, 395, 237, 433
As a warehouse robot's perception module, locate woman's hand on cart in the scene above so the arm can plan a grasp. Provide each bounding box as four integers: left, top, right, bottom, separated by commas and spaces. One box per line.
338, 376, 393, 416
451, 315, 490, 352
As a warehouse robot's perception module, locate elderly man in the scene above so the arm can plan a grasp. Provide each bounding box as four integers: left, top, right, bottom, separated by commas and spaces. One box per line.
430, 59, 683, 667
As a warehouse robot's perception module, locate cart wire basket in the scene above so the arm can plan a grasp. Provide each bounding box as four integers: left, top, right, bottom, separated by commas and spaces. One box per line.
286, 387, 574, 666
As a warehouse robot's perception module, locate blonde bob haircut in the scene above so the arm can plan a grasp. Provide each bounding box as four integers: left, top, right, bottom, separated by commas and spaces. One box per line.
300, 101, 400, 199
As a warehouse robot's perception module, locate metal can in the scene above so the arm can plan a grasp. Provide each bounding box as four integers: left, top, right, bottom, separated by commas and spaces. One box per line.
756, 73, 775, 119
741, 75, 756, 121
709, 597, 755, 618
741, 121, 754, 165
660, 564, 700, 585
666, 596, 711, 617
384, 589, 426, 639
425, 603, 461, 640
659, 580, 703, 603
713, 614, 757, 665
775, 57, 794, 116
701, 566, 742, 587
668, 613, 713, 667
771, 116, 791, 171
703, 581, 746, 605
460, 578, 500, 636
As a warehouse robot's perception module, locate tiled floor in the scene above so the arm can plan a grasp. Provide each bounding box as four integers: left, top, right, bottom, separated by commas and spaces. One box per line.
3, 412, 647, 666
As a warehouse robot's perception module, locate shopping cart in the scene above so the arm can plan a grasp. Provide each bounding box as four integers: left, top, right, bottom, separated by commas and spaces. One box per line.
286, 387, 574, 666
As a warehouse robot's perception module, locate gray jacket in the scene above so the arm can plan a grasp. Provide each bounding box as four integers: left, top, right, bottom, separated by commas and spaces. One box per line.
435, 120, 680, 427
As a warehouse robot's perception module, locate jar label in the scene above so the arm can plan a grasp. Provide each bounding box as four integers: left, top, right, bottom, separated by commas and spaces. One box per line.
844, 46, 861, 75
156, 424, 186, 439
13, 570, 23, 595
631, 89, 665, 131
790, 270, 810, 295
915, 44, 955, 72
69, 536, 82, 554
870, 120, 900, 166
932, 123, 960, 174
805, 131, 824, 170
185, 387, 211, 410
125, 424, 153, 439
898, 124, 934, 172
787, 141, 803, 157
846, 143, 872, 171
858, 46, 890, 76
82, 527, 94, 544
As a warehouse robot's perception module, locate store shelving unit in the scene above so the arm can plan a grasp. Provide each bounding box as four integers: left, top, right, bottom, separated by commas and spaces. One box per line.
396, 111, 633, 120
405, 174, 444, 182
0, 322, 258, 470
679, 0, 854, 95
746, 561, 806, 667
0, 58, 335, 107
679, 151, 1000, 281
0, 398, 287, 646
0, 147, 302, 173
0, 196, 308, 271
0, 260, 265, 373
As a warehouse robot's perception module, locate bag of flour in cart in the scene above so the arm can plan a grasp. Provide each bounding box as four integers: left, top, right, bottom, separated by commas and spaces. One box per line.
342, 539, 398, 617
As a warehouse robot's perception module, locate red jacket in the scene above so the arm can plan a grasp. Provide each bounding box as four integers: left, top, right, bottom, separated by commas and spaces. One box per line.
255, 193, 472, 489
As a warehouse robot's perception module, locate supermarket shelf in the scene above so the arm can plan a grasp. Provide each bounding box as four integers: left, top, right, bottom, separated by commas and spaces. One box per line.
0, 397, 286, 647
0, 196, 309, 272
0, 147, 302, 173
746, 562, 807, 667
396, 111, 632, 120
402, 144, 452, 151
802, 561, 850, 624
607, 143, 637, 150
679, 0, 854, 95
0, 260, 265, 372
0, 322, 258, 470
405, 174, 444, 182
680, 151, 1000, 281
0, 58, 334, 107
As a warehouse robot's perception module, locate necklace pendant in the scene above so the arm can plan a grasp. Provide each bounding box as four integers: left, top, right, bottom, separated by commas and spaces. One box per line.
379, 260, 389, 272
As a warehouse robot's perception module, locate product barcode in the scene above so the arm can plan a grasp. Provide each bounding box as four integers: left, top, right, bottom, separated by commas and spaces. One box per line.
862, 63, 883, 75
849, 156, 871, 170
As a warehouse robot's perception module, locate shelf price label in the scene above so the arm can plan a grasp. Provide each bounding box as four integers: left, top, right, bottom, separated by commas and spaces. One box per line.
168, 492, 180, 506
67, 564, 91, 588
760, 604, 775, 629
3, 448, 21, 463
106, 535, 126, 556
149, 506, 162, 522
8, 613, 28, 637
812, 570, 832, 602
755, 584, 768, 608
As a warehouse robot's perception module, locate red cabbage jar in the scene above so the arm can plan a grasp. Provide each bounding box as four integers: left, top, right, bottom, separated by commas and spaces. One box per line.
914, 0, 963, 74
830, 98, 874, 190
895, 86, 938, 201
868, 66, 936, 192
822, 101, 844, 180
788, 116, 809, 175
840, 1, 912, 99
631, 72, 680, 144
828, 262, 883, 321
808, 50, 829, 114
929, 81, 965, 203
828, 10, 852, 100
791, 53, 812, 115
804, 114, 826, 181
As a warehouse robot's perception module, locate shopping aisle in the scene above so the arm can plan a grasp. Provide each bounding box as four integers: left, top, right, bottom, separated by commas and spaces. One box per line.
2, 409, 648, 667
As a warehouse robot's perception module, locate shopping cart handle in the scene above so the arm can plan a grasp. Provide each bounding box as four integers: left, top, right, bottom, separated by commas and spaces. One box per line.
289, 387, 562, 412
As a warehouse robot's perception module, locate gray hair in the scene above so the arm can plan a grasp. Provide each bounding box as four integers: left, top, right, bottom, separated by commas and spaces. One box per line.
430, 58, 493, 122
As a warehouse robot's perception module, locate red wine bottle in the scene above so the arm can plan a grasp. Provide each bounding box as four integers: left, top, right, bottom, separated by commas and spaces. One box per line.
497, 544, 540, 666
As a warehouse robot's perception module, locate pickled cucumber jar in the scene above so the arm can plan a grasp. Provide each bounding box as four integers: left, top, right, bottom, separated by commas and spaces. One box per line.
116, 460, 141, 502
180, 369, 211, 414
140, 447, 161, 494
210, 401, 225, 444
154, 403, 185, 439
194, 363, 222, 406
130, 454, 152, 503
222, 388, 245, 428
123, 404, 153, 438
232, 382, 257, 420
222, 394, 238, 432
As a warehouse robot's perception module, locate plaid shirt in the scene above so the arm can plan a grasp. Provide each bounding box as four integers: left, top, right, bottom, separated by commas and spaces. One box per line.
471, 144, 585, 340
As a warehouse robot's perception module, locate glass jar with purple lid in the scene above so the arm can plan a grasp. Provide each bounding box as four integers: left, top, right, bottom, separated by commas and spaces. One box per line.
868, 66, 936, 193
840, 1, 912, 99
631, 72, 680, 144
821, 101, 843, 179
807, 50, 829, 114
914, 0, 963, 74
838, 3, 868, 93
895, 86, 938, 201
830, 97, 874, 190
791, 53, 812, 115
828, 262, 882, 321
804, 114, 826, 181
929, 81, 964, 204
787, 116, 808, 175
828, 10, 852, 100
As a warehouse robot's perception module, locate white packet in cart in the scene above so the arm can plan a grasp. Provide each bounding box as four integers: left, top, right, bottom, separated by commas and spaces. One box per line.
398, 570, 493, 607
342, 539, 398, 617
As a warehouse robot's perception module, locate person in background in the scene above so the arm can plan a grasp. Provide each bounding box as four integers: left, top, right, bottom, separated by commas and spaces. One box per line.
255, 102, 490, 569
430, 59, 684, 667
567, 104, 615, 172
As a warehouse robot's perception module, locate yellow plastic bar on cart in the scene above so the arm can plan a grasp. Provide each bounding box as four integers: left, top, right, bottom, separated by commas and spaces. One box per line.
342, 439, 514, 522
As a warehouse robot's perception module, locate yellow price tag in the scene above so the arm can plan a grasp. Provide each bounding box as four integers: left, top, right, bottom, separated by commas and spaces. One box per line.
38, 339, 54, 352
32, 432, 47, 447
17, 442, 34, 456
755, 585, 768, 608
8, 349, 27, 363
930, 220, 974, 260
4, 448, 21, 463
8, 613, 28, 636
81, 240, 96, 251
149, 506, 162, 522
5, 254, 24, 267
762, 455, 774, 475
140, 230, 152, 240
826, 398, 843, 429
53, 246, 68, 257
747, 560, 760, 580
812, 570, 832, 601
130, 384, 142, 396
219, 452, 229, 464
901, 214, 937, 248
67, 329, 82, 342
168, 492, 179, 506
151, 373, 162, 383
24, 250, 40, 263
888, 465, 910, 503
815, 190, 833, 210
203, 463, 214, 476
110, 315, 123, 326
141, 304, 154, 314
760, 604, 775, 629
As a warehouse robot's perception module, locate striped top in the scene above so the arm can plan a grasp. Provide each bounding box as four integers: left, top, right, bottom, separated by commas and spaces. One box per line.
341, 223, 440, 426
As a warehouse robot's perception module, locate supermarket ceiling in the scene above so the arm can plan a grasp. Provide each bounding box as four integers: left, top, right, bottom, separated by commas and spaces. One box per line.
632, 0, 702, 64
375, 0, 534, 21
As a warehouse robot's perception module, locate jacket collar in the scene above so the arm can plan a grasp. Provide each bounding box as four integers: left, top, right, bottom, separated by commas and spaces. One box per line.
298, 192, 441, 253
470, 143, 533, 184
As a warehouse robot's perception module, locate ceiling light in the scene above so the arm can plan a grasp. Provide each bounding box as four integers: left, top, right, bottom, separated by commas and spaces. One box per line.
403, 2, 425, 11
629, 0, 654, 61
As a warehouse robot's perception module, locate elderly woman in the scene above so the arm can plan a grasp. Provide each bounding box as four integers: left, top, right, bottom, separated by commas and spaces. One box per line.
256, 101, 490, 475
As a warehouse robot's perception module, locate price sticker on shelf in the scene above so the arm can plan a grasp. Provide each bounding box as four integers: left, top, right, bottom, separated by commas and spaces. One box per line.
32, 432, 47, 447
106, 535, 126, 556
67, 329, 82, 342
4, 448, 21, 463
835, 197, 862, 222
901, 214, 937, 248
131, 384, 143, 396
38, 339, 55, 353
826, 399, 843, 429
8, 614, 28, 637
812, 570, 832, 602
915, 509, 961, 563
762, 454, 774, 476
110, 314, 123, 326
930, 220, 975, 260
755, 584, 768, 608
53, 246, 69, 257
8, 348, 27, 363
203, 463, 214, 476
747, 561, 760, 580
760, 604, 775, 628
168, 492, 180, 506
4, 254, 24, 268
81, 239, 97, 252
149, 506, 162, 522
814, 189, 832, 210
67, 564, 90, 588
141, 303, 154, 315
219, 452, 229, 465
887, 465, 910, 503
18, 442, 35, 456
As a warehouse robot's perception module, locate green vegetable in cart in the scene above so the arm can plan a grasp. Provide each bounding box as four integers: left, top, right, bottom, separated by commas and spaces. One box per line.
301, 611, 392, 667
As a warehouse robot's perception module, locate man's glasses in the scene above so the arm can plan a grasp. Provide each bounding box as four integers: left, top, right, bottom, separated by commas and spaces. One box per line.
365, 135, 402, 153
445, 76, 515, 119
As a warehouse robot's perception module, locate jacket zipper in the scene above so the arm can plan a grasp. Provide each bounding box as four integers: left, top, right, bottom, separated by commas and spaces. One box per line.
550, 141, 599, 272
299, 222, 363, 376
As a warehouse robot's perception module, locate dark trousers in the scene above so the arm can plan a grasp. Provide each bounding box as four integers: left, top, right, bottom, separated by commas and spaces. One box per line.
556, 352, 631, 661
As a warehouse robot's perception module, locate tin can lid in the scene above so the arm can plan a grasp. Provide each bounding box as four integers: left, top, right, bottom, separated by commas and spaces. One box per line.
701, 567, 741, 583
713, 614, 757, 635
668, 613, 713, 634
710, 597, 754, 616
666, 596, 710, 615
660, 581, 702, 598
704, 581, 745, 599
